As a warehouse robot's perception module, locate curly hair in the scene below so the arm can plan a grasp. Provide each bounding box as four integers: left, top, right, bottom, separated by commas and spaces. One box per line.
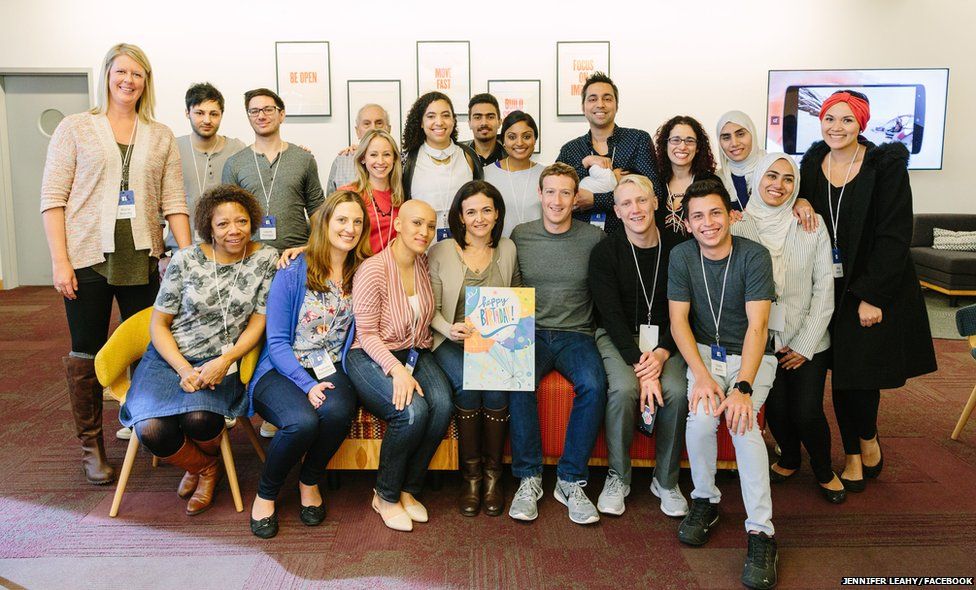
402, 91, 457, 154
654, 115, 716, 185
194, 184, 264, 244
305, 191, 372, 295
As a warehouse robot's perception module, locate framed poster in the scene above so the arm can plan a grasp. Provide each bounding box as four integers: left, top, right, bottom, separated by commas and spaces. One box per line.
556, 41, 610, 116
275, 41, 331, 116
463, 287, 535, 391
346, 80, 402, 146
416, 41, 471, 113
487, 79, 542, 153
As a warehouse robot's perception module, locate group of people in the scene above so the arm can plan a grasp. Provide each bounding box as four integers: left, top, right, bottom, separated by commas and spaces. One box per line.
40, 43, 938, 590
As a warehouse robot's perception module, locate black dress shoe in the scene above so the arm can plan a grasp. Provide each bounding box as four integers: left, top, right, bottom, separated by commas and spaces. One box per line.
839, 477, 865, 493
300, 503, 327, 526
768, 465, 797, 484
863, 438, 884, 479
250, 512, 279, 539
819, 483, 847, 504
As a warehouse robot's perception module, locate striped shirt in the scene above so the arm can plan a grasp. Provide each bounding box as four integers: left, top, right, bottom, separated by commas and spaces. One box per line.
351, 245, 435, 374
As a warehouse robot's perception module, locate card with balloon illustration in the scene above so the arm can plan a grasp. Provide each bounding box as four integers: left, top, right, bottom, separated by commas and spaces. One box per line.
463, 287, 535, 391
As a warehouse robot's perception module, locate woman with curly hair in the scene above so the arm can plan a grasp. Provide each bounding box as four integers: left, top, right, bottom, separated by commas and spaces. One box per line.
653, 115, 719, 239
402, 92, 483, 243
119, 184, 278, 516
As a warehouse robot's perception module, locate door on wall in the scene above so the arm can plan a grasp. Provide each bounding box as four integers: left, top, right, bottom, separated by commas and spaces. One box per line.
1, 74, 89, 286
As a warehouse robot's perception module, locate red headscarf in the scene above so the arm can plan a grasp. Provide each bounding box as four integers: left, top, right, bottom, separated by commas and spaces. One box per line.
818, 92, 871, 132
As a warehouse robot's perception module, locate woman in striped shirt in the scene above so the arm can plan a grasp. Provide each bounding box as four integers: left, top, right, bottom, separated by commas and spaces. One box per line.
345, 199, 454, 532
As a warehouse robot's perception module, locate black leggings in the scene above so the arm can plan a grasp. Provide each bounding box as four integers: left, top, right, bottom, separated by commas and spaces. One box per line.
832, 388, 881, 455
133, 411, 224, 457
63, 267, 159, 356
765, 351, 833, 483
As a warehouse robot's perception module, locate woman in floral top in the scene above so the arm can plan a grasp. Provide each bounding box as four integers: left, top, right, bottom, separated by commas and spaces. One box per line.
120, 184, 277, 516
247, 191, 372, 539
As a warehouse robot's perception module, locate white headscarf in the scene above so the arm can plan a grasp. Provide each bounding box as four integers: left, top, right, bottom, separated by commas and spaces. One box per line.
716, 111, 766, 206
744, 152, 800, 294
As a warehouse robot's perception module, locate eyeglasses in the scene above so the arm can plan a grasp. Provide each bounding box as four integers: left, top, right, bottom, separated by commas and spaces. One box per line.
247, 106, 281, 117
668, 136, 698, 146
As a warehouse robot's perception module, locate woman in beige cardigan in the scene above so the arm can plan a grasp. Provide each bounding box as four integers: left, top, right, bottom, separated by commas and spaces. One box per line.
429, 180, 521, 517
40, 43, 191, 485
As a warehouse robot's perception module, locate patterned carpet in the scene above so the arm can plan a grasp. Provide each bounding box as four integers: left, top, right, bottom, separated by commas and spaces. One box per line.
1, 286, 975, 589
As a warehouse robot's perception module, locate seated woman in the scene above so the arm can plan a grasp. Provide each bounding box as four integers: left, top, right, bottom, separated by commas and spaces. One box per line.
120, 184, 277, 515
248, 191, 371, 538
345, 199, 454, 532
340, 129, 405, 254
482, 111, 543, 237
731, 154, 844, 504
428, 181, 521, 517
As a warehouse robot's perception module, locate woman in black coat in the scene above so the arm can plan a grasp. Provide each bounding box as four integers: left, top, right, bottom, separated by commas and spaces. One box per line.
798, 90, 937, 493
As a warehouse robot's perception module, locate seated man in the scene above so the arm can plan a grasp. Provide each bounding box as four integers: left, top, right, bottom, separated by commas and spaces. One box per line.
509, 163, 607, 525
588, 174, 689, 517
668, 179, 779, 590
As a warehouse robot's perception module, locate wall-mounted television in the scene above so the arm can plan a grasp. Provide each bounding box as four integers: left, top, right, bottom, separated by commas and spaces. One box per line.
766, 68, 949, 170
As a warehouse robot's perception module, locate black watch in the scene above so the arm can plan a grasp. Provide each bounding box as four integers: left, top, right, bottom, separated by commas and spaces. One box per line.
734, 381, 753, 395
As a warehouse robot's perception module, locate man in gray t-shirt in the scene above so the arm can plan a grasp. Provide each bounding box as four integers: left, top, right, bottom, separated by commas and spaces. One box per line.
508, 163, 607, 526
222, 88, 324, 252
667, 179, 779, 589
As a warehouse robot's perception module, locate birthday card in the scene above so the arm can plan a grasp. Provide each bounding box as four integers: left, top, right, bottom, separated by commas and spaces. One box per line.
462, 287, 535, 391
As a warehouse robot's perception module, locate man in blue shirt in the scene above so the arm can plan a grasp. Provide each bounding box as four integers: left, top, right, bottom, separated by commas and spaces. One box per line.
556, 72, 662, 234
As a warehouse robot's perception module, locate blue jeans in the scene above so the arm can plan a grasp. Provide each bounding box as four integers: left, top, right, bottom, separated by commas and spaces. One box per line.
432, 339, 508, 410
252, 368, 357, 501
345, 348, 453, 503
509, 330, 607, 483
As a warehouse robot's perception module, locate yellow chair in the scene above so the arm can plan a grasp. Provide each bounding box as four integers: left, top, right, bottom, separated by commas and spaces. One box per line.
95, 307, 265, 517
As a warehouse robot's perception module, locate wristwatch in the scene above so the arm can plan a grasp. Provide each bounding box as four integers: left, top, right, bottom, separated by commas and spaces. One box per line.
734, 381, 753, 395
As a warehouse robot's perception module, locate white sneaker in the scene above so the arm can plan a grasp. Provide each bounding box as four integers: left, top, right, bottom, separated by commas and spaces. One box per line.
596, 469, 631, 515
224, 417, 237, 429
509, 475, 544, 521
554, 480, 600, 525
259, 421, 278, 438
116, 426, 132, 440
650, 477, 689, 517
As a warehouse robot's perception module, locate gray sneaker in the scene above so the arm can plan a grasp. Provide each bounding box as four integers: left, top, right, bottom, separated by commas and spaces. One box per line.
596, 469, 631, 515
509, 475, 544, 521
651, 477, 690, 517
554, 480, 600, 524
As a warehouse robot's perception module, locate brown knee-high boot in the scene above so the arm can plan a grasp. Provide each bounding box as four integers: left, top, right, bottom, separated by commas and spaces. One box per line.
455, 407, 482, 517
186, 431, 225, 515
482, 407, 509, 516
63, 356, 114, 485
159, 437, 217, 514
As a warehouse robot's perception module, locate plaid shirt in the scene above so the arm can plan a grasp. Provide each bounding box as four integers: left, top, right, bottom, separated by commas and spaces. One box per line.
326, 153, 358, 194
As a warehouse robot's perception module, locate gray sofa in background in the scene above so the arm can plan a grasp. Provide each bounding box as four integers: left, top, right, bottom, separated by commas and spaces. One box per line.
911, 213, 976, 306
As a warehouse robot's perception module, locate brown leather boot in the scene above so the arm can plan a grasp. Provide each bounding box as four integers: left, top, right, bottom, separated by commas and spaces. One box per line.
177, 472, 199, 499
482, 407, 509, 517
63, 356, 115, 485
455, 407, 482, 517
186, 431, 225, 516
159, 437, 215, 512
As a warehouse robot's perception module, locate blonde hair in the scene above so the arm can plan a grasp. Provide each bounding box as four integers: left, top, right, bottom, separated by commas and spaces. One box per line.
351, 129, 404, 207
91, 43, 156, 123
613, 174, 657, 203
305, 191, 372, 295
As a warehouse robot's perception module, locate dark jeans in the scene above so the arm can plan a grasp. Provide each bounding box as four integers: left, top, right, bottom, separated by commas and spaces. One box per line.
432, 339, 508, 410
345, 348, 453, 503
134, 411, 224, 457
64, 267, 159, 355
765, 350, 833, 483
509, 330, 607, 483
252, 368, 357, 501
832, 387, 881, 455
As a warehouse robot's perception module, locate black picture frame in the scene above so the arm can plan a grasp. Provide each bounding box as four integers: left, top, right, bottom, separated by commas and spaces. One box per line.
275, 41, 332, 117
416, 41, 472, 117
556, 41, 610, 116
346, 80, 403, 145
487, 79, 542, 153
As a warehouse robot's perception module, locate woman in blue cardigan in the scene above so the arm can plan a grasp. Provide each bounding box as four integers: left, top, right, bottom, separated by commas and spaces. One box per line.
247, 191, 372, 538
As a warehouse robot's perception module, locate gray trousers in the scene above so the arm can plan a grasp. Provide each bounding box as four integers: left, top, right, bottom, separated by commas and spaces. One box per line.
685, 343, 777, 536
596, 329, 688, 488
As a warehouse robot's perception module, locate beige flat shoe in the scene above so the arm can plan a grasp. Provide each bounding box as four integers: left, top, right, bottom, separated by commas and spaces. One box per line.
400, 494, 429, 523
372, 494, 412, 532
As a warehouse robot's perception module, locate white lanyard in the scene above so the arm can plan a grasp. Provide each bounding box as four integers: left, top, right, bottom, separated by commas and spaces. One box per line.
503, 159, 533, 225
191, 141, 218, 195
211, 246, 246, 343
120, 121, 138, 189
826, 145, 861, 249
368, 190, 395, 250
700, 243, 733, 346
629, 229, 662, 326
252, 142, 283, 210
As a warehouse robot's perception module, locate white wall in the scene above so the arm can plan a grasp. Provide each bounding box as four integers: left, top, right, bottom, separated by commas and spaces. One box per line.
0, 0, 971, 235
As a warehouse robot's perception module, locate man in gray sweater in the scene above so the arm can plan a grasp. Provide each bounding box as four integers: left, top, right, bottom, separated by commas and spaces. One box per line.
509, 162, 607, 525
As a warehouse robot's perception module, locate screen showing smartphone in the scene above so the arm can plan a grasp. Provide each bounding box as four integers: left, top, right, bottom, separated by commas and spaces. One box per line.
782, 84, 925, 155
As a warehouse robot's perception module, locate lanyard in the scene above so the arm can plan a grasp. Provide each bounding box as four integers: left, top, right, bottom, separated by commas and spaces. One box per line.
252, 143, 283, 210
211, 246, 246, 343
503, 159, 533, 225
826, 145, 861, 248
191, 141, 218, 195
630, 229, 662, 327
119, 121, 138, 191
368, 190, 395, 250
700, 243, 733, 346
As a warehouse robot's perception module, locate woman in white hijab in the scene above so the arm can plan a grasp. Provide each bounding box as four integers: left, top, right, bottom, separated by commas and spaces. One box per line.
717, 111, 817, 230
732, 153, 845, 504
